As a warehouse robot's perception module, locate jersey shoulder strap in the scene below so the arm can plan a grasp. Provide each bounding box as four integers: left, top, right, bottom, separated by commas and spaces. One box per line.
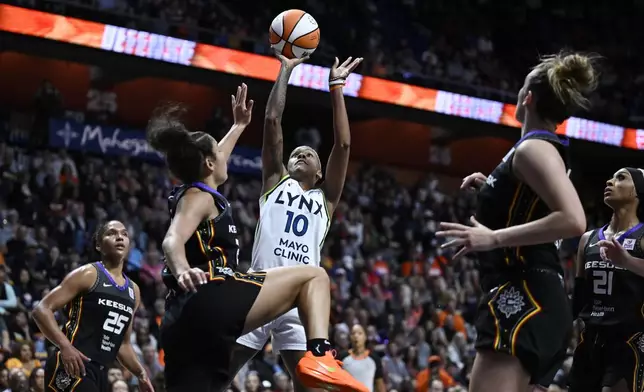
261, 175, 292, 205
168, 182, 229, 218
508, 130, 571, 174
86, 263, 101, 293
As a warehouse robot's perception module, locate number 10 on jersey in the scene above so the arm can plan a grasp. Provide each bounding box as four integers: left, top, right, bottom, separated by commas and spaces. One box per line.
284, 211, 309, 237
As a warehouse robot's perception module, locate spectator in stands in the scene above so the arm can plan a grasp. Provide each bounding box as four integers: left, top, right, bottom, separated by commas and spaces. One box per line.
416, 356, 456, 392
5, 343, 41, 377
141, 344, 163, 381
111, 379, 129, 392
382, 341, 410, 391
6, 368, 28, 392
27, 367, 44, 392
338, 324, 385, 392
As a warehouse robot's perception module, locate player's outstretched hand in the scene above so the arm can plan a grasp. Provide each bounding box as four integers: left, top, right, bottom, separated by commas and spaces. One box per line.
232, 83, 254, 127
177, 268, 207, 292
461, 172, 488, 191
60, 343, 90, 378
436, 216, 498, 260
274, 50, 310, 69
330, 56, 363, 81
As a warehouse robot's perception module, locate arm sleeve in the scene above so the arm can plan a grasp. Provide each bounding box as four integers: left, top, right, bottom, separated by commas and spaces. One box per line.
572, 276, 586, 318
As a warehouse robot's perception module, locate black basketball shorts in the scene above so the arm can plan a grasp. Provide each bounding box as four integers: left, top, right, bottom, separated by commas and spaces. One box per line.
161, 271, 265, 392
569, 328, 644, 392
475, 269, 572, 384
45, 351, 108, 392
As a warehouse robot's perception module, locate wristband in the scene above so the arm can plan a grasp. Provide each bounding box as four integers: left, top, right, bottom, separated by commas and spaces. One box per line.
329, 77, 346, 86
329, 85, 344, 91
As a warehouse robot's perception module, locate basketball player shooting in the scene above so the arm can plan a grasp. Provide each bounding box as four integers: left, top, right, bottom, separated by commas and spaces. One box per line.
230, 52, 362, 391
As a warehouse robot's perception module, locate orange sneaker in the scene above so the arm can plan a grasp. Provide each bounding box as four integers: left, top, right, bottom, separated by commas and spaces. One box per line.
296, 350, 369, 392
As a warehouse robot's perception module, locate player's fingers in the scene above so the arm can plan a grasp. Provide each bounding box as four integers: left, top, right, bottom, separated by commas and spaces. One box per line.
439, 222, 471, 231
196, 270, 207, 285
460, 177, 474, 189
436, 230, 468, 238
66, 360, 78, 378
597, 240, 613, 248
452, 246, 470, 260
79, 352, 91, 362
190, 271, 203, 287
332, 57, 339, 68
441, 239, 466, 249
341, 57, 353, 68
231, 95, 236, 107
348, 57, 363, 71
473, 178, 485, 187
612, 237, 622, 247
62, 361, 72, 378
77, 357, 86, 376
247, 100, 254, 112
179, 278, 193, 293
470, 216, 481, 226
240, 83, 247, 102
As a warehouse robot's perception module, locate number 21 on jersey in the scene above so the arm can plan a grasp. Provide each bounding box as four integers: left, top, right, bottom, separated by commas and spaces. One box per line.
593, 270, 614, 295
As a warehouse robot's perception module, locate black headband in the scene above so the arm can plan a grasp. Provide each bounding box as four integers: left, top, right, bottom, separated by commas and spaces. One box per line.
626, 167, 644, 199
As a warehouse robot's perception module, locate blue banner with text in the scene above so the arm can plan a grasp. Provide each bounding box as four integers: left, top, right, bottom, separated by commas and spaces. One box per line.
48, 118, 261, 175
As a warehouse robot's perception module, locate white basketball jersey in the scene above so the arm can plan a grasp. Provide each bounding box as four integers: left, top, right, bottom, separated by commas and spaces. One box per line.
251, 176, 330, 269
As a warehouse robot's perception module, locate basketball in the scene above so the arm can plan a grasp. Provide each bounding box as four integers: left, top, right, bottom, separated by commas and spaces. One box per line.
269, 10, 320, 59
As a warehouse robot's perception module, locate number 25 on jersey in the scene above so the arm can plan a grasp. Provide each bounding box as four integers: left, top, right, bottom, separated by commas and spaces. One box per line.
103, 311, 129, 335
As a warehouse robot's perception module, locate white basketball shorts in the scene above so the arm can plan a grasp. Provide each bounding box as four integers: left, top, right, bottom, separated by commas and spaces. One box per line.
236, 308, 307, 353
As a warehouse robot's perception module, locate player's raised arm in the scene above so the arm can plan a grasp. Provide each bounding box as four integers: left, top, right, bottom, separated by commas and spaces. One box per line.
32, 265, 96, 377
262, 53, 308, 195
323, 56, 363, 212
218, 83, 254, 162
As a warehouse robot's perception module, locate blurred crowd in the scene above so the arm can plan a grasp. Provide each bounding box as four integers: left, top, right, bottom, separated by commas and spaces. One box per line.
10, 0, 644, 125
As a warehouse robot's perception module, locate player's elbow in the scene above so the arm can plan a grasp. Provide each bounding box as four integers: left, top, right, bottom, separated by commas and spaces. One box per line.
264, 115, 281, 127
31, 303, 46, 323
336, 140, 350, 150
562, 211, 586, 238
161, 235, 177, 256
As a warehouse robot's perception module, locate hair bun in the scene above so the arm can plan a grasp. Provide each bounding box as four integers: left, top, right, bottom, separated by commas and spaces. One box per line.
545, 52, 599, 111
147, 103, 190, 154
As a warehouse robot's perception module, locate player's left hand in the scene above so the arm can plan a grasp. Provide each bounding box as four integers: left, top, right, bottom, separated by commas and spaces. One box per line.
138, 374, 155, 392
437, 216, 498, 260
597, 237, 632, 267
329, 57, 363, 83
232, 83, 254, 127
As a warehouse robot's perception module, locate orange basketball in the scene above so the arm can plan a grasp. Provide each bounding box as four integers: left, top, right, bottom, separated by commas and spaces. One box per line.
269, 9, 320, 59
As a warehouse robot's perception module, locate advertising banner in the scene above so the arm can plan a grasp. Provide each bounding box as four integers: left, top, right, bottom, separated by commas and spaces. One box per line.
48, 118, 262, 175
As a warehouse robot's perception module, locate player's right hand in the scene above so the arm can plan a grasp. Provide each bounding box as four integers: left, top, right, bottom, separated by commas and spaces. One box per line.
274, 50, 310, 69
461, 172, 488, 191
177, 268, 208, 292
60, 344, 90, 378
